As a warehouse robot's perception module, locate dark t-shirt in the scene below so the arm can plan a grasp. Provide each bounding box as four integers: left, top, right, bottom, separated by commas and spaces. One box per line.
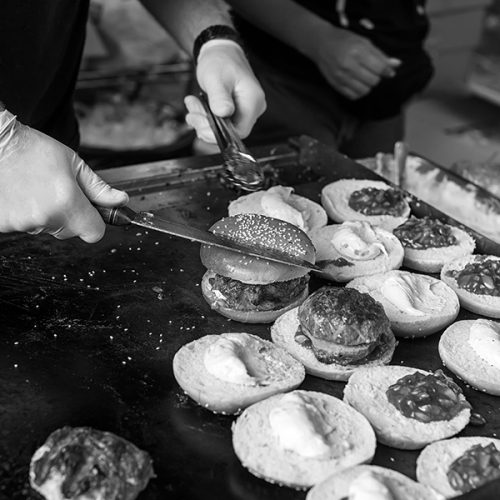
234, 0, 433, 119
0, 0, 88, 149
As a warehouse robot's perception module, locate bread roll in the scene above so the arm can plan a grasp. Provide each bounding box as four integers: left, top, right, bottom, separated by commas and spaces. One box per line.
439, 319, 500, 396
441, 255, 500, 318
321, 179, 410, 231
232, 390, 376, 489
309, 221, 404, 282
395, 223, 475, 274
416, 437, 500, 498
228, 185, 327, 233
307, 465, 440, 500
173, 332, 305, 414
271, 307, 396, 381
347, 270, 459, 337
344, 366, 471, 450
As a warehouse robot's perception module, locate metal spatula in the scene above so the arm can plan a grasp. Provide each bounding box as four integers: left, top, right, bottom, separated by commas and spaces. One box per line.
198, 92, 264, 192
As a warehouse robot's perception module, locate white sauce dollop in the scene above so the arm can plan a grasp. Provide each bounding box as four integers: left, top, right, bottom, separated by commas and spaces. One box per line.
260, 186, 305, 229
381, 274, 442, 316
331, 222, 387, 261
469, 320, 500, 368
269, 393, 331, 458
348, 472, 394, 500
204, 334, 257, 386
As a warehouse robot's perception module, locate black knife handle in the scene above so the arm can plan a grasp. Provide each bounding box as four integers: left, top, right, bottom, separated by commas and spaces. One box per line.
94, 205, 137, 226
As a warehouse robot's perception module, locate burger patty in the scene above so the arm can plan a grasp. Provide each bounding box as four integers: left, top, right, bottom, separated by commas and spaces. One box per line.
209, 274, 309, 311
296, 287, 392, 365
296, 327, 388, 365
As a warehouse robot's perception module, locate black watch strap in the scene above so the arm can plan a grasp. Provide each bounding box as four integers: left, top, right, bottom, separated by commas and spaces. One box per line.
193, 25, 243, 64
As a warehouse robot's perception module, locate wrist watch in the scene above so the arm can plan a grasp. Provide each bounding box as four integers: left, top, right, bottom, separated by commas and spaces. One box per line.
193, 25, 243, 63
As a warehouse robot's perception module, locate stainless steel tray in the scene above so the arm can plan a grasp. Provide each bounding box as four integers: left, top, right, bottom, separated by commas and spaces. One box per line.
0, 136, 499, 499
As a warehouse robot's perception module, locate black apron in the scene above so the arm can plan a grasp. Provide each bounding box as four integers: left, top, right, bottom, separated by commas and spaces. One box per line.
234, 0, 433, 119
0, 0, 89, 149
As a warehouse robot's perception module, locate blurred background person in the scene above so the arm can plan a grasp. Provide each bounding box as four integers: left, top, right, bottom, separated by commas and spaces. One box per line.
223, 0, 433, 157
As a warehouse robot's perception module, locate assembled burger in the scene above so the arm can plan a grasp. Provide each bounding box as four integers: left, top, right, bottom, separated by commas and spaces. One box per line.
200, 213, 316, 323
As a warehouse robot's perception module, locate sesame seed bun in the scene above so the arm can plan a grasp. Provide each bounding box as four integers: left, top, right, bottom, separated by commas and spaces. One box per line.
270, 306, 396, 381
346, 271, 460, 338
416, 437, 500, 498
200, 214, 316, 285
440, 255, 500, 318
321, 179, 410, 231
395, 223, 475, 274
201, 271, 309, 324
439, 320, 500, 396
228, 185, 327, 233
232, 390, 376, 489
173, 333, 305, 415
307, 465, 440, 500
309, 222, 404, 282
344, 366, 471, 450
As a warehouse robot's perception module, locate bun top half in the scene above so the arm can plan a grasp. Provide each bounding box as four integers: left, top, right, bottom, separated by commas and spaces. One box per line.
200, 214, 316, 284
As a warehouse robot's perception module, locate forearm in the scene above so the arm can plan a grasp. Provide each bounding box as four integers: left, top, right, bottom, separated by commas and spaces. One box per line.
227, 0, 331, 59
140, 0, 234, 55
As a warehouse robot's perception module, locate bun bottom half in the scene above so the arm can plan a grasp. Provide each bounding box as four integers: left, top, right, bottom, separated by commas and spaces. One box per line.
344, 366, 471, 450
441, 256, 500, 318
307, 465, 439, 500
416, 437, 500, 498
232, 390, 376, 489
270, 307, 396, 381
346, 271, 460, 338
201, 271, 309, 323
321, 179, 410, 231
401, 226, 475, 274
173, 333, 305, 415
439, 320, 500, 396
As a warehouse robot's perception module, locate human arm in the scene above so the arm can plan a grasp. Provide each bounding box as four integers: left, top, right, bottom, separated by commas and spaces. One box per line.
140, 0, 266, 141
228, 0, 399, 100
0, 107, 128, 242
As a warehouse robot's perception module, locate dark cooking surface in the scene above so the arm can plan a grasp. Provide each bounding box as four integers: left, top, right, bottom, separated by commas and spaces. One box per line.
1, 138, 499, 499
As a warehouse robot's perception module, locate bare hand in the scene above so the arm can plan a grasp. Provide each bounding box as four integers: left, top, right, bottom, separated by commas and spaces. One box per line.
310, 27, 400, 100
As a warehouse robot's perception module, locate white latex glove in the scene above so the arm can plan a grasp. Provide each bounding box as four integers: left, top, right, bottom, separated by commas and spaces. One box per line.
184, 40, 266, 143
0, 110, 129, 243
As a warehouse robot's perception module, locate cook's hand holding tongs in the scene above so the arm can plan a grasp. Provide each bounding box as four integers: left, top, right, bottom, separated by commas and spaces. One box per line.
198, 92, 264, 192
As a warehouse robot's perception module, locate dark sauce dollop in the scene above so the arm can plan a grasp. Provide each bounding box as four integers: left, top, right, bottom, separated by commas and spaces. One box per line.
448, 443, 500, 493
394, 217, 457, 249
446, 258, 500, 297
348, 187, 407, 217
386, 370, 470, 423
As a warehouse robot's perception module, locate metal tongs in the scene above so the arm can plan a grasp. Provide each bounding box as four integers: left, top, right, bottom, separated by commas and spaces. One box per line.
198, 92, 264, 192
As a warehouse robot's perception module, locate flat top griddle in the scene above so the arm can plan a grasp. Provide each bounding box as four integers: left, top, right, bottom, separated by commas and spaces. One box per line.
1, 137, 499, 500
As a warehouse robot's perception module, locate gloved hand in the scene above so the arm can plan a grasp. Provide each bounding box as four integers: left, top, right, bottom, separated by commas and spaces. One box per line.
184, 40, 266, 143
0, 110, 129, 243
307, 25, 401, 100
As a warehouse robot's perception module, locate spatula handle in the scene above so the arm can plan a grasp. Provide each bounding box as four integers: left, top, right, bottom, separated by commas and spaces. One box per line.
94, 205, 137, 226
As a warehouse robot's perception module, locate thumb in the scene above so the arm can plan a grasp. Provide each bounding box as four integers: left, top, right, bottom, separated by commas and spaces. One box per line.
201, 75, 235, 118
73, 155, 129, 207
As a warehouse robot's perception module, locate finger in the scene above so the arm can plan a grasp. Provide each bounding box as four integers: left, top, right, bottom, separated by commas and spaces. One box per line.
184, 95, 206, 116
200, 74, 235, 118
357, 46, 394, 76
74, 156, 129, 208
231, 83, 267, 138
344, 65, 381, 87
330, 72, 372, 99
185, 112, 217, 144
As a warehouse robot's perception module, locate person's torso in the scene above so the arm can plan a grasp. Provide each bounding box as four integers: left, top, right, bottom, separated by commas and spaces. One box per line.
235, 0, 433, 119
0, 0, 89, 148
